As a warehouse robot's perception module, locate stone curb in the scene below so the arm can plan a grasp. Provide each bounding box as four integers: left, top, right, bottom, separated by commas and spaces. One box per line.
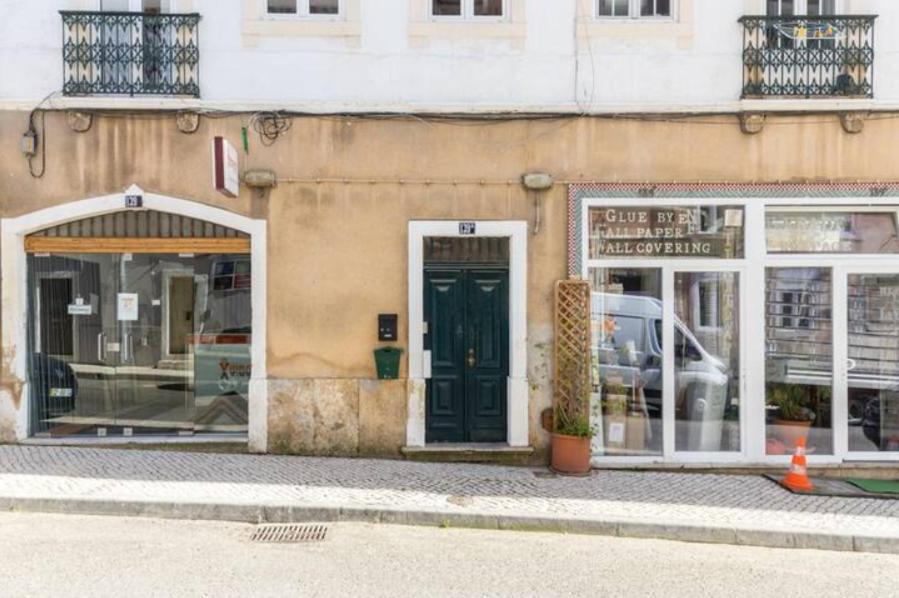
2, 495, 898, 554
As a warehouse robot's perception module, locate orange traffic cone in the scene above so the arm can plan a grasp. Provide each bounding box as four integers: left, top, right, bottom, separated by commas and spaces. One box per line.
783, 437, 814, 492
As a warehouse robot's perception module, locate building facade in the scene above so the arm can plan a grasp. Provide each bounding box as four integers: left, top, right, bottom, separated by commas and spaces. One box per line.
1, 0, 898, 467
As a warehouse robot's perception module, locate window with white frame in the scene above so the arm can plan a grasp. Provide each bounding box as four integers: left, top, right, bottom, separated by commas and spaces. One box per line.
597, 0, 672, 18
267, 0, 340, 17
432, 0, 504, 19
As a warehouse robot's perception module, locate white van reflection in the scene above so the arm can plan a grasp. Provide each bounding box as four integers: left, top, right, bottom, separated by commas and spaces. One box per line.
592, 293, 731, 452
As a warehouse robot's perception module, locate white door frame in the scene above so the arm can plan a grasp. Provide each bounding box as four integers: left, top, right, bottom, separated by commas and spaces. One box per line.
0, 185, 268, 451
406, 221, 529, 448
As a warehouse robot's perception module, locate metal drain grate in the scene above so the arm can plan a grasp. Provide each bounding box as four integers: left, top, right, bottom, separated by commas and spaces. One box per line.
251, 523, 330, 544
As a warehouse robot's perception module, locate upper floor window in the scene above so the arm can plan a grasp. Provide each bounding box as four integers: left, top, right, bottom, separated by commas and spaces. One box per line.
267, 0, 340, 17
100, 0, 171, 12
432, 0, 504, 19
598, 0, 672, 18
767, 0, 836, 16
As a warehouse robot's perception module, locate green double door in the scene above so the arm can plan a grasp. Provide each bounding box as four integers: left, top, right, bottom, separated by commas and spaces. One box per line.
424, 268, 509, 443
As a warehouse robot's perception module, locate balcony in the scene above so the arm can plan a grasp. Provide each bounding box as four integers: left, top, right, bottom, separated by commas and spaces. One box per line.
60, 11, 201, 97
740, 15, 876, 99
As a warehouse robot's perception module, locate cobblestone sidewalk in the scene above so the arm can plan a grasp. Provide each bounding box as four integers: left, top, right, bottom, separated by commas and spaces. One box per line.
1, 445, 898, 553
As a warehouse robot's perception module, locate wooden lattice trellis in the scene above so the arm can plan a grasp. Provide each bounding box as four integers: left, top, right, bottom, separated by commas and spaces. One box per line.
553, 278, 591, 433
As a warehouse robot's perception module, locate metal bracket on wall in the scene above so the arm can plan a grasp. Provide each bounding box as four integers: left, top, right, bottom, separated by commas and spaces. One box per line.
66, 111, 93, 133
840, 112, 866, 135
739, 112, 766, 135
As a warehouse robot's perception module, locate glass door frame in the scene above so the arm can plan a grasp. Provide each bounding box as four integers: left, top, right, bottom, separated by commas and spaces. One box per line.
581, 197, 749, 464
762, 200, 899, 464
836, 264, 899, 462
581, 195, 899, 465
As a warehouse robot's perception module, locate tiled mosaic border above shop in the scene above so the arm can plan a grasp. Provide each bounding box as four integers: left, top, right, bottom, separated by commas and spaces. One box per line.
567, 183, 899, 276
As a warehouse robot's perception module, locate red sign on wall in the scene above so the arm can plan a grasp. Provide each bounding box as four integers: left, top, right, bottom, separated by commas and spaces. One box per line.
212, 136, 240, 198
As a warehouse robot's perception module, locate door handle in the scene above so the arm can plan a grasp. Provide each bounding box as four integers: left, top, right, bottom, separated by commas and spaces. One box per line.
97, 332, 106, 362
466, 348, 476, 368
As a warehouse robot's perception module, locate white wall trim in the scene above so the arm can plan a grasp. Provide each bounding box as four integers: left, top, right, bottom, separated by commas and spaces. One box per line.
406, 220, 528, 448
0, 186, 268, 451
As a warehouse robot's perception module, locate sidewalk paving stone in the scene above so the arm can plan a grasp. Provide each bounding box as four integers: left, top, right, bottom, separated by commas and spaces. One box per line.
1, 445, 898, 553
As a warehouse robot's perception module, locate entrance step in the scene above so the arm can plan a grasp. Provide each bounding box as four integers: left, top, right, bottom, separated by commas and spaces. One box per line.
401, 444, 535, 465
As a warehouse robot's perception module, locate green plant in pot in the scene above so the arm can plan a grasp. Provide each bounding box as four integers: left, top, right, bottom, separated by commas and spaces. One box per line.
551, 349, 596, 475
769, 384, 816, 449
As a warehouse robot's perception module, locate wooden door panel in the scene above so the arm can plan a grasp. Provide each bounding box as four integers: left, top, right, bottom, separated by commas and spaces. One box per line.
425, 270, 466, 442
464, 271, 509, 442
470, 376, 503, 416
430, 378, 459, 416
425, 267, 509, 443
469, 276, 504, 369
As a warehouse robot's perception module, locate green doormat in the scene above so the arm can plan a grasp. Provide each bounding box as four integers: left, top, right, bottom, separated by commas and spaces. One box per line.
847, 479, 899, 495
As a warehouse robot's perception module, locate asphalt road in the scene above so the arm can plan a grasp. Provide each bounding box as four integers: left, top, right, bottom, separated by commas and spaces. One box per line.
0, 512, 897, 598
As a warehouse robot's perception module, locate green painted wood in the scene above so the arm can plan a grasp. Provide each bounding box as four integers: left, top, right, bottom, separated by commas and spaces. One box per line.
424, 267, 509, 443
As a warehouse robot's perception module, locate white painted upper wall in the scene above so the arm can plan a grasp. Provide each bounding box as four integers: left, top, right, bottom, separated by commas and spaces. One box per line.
0, 0, 896, 112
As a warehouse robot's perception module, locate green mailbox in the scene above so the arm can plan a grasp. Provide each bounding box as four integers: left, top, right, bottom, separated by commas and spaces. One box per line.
374, 347, 403, 380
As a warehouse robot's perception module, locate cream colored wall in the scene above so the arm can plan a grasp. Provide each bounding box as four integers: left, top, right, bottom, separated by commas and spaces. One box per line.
2, 109, 899, 454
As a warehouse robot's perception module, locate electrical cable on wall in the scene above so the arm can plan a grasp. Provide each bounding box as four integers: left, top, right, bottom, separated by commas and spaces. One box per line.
26, 108, 46, 179
23, 91, 59, 179
249, 111, 293, 146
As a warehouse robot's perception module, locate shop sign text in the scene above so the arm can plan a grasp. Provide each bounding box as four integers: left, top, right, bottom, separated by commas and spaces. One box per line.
590, 207, 737, 258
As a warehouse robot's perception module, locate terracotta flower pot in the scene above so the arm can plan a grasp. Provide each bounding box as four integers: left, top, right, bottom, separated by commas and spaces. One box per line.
550, 433, 591, 475
773, 419, 812, 450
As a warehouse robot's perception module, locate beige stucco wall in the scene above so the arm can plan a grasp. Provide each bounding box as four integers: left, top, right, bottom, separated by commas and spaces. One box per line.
1, 109, 898, 457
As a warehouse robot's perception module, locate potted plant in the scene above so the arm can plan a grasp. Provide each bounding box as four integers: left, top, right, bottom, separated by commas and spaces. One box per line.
551, 348, 595, 475
769, 384, 816, 448
551, 395, 593, 475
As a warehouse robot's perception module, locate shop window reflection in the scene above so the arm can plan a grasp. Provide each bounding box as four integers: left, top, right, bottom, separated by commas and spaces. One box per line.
674, 272, 741, 452
848, 274, 899, 453
765, 268, 833, 455
589, 268, 663, 457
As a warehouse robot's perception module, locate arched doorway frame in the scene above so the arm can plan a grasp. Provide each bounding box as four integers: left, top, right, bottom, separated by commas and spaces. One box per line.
0, 185, 268, 451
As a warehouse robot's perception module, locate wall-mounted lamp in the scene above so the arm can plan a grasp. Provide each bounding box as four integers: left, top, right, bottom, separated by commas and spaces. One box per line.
522, 172, 554, 235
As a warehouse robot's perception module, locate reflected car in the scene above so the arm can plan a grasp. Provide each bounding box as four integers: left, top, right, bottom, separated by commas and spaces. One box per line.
30, 352, 78, 417
592, 293, 731, 451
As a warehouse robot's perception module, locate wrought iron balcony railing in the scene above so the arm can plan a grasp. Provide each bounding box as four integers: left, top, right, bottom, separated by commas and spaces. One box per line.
740, 15, 876, 98
60, 11, 201, 97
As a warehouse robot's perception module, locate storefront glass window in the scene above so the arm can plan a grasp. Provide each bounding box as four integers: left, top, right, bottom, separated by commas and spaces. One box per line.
848, 274, 899, 453
674, 272, 741, 452
767, 211, 899, 254
589, 206, 745, 259
27, 252, 251, 437
765, 267, 833, 455
589, 268, 663, 456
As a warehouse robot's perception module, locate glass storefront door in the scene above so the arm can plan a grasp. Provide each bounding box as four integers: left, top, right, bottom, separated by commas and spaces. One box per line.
763, 266, 899, 459
586, 204, 746, 461
28, 252, 251, 437
578, 198, 899, 464
764, 267, 834, 456
845, 271, 899, 457
674, 271, 741, 453
590, 268, 664, 457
